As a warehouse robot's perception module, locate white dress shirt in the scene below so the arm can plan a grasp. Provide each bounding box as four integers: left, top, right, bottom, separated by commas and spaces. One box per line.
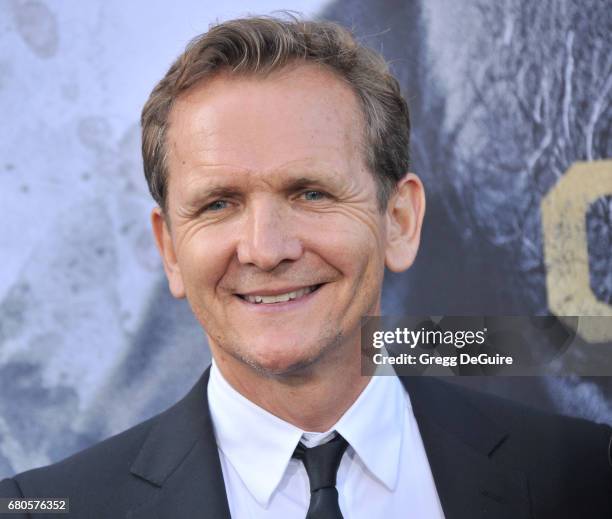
207, 360, 445, 518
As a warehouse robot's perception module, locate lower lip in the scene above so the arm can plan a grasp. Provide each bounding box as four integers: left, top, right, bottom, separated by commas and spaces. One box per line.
234, 285, 324, 313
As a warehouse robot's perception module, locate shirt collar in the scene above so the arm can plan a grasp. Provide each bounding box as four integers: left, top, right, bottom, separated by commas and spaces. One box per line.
333, 369, 406, 491
207, 360, 406, 506
208, 361, 303, 507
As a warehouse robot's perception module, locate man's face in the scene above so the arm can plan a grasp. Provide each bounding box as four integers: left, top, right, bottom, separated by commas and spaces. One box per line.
158, 63, 392, 375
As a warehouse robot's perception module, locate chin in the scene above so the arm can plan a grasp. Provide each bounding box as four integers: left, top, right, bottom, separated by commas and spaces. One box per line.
249, 352, 317, 377
212, 326, 344, 377
238, 342, 326, 377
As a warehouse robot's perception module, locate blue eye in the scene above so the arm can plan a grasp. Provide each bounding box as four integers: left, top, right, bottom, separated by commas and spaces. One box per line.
206, 200, 228, 211
303, 190, 325, 201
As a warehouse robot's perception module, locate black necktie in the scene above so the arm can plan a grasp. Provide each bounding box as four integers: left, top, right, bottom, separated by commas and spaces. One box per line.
293, 434, 349, 519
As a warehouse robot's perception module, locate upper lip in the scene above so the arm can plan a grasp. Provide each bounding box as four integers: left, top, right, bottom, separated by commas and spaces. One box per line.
236, 284, 321, 297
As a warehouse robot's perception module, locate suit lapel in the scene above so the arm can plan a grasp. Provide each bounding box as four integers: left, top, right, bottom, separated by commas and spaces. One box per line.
127, 367, 231, 519
400, 377, 530, 519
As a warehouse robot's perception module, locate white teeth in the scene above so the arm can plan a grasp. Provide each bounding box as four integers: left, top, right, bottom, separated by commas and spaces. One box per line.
244, 286, 316, 304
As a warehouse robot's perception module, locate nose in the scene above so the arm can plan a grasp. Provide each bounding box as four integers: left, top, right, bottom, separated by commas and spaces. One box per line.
236, 197, 303, 271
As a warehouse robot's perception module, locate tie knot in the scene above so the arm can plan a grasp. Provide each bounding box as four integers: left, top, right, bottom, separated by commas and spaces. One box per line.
293, 434, 349, 492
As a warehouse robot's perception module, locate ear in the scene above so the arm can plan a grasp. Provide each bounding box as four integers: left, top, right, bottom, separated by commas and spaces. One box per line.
384, 172, 426, 272
151, 207, 186, 298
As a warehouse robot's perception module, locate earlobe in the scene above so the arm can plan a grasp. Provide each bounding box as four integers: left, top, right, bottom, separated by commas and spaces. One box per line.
151, 207, 186, 298
384, 173, 426, 273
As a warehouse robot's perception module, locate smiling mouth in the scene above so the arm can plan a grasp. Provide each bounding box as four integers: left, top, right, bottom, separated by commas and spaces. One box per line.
236, 284, 323, 304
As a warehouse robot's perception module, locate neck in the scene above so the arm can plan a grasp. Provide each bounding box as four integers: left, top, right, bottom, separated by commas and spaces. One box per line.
212, 341, 372, 432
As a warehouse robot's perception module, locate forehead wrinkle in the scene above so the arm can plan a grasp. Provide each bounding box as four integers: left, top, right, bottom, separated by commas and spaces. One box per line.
166, 90, 366, 196
182, 156, 348, 191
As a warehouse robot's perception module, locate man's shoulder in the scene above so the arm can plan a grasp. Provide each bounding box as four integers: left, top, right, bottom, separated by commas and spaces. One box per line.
401, 376, 612, 515
1, 368, 230, 518
412, 376, 612, 458
405, 376, 612, 514
0, 411, 160, 512
447, 377, 610, 437
0, 367, 212, 517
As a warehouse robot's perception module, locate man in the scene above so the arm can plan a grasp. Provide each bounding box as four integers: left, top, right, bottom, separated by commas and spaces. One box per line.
1, 15, 611, 519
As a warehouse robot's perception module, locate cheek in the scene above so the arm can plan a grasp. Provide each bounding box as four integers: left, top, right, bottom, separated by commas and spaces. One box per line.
176, 228, 234, 295
312, 220, 385, 278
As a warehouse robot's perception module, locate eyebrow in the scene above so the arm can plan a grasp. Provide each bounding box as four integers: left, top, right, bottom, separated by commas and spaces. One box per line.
280, 175, 337, 193
184, 173, 339, 204
182, 186, 242, 209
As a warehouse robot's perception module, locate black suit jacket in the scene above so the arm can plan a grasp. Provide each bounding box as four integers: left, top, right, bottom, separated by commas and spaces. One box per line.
1, 368, 611, 518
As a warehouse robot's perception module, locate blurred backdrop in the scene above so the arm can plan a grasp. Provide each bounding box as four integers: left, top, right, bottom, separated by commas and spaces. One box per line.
0, 0, 611, 478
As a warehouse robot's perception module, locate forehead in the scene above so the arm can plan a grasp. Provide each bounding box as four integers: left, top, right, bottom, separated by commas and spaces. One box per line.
164, 63, 367, 190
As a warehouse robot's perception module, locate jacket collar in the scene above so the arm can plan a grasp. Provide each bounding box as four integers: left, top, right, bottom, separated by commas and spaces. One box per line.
127, 368, 231, 519
126, 366, 529, 519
